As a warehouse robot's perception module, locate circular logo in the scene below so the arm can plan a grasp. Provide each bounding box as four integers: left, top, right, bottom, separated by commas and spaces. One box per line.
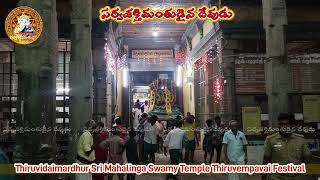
5, 6, 43, 45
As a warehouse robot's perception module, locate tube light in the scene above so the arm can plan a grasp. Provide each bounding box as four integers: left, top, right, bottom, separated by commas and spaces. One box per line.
176, 65, 182, 87
122, 67, 129, 88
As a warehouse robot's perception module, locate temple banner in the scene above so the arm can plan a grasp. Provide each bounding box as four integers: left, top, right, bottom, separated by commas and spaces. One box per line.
242, 107, 262, 135
235, 54, 266, 93
132, 49, 174, 59
235, 54, 320, 93
303, 95, 320, 123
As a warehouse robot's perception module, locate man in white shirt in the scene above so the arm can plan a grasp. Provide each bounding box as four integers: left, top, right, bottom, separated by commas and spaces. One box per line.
132, 107, 142, 129
143, 115, 159, 164
143, 100, 149, 113
223, 120, 248, 180
164, 120, 185, 180
155, 120, 165, 153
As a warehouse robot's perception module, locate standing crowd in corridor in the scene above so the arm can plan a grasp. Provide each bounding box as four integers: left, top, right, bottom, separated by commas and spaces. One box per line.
74, 112, 311, 180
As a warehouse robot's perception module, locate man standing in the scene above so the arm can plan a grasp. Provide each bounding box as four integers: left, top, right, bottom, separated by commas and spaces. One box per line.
164, 120, 186, 180
132, 107, 142, 129
182, 116, 198, 163
137, 113, 148, 162
134, 99, 141, 109
100, 127, 125, 180
156, 120, 165, 153
114, 117, 127, 139
143, 115, 159, 164
93, 122, 108, 180
76, 120, 96, 180
222, 120, 248, 180
203, 119, 214, 164
212, 116, 224, 163
142, 100, 149, 113
263, 113, 311, 180
125, 130, 140, 180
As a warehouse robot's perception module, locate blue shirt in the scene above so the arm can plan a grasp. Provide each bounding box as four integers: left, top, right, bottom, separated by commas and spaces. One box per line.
222, 130, 248, 163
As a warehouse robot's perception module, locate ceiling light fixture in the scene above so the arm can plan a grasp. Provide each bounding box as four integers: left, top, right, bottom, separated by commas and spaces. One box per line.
153, 31, 158, 37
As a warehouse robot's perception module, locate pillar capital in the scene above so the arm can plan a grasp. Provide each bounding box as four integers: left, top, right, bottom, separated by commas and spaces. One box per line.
262, 0, 287, 27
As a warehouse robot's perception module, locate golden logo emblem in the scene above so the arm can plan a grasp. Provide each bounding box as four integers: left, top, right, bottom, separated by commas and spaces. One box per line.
5, 6, 43, 45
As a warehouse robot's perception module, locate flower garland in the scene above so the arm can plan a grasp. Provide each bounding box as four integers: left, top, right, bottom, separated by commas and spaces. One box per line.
104, 42, 115, 73
175, 49, 187, 65
193, 46, 219, 71
213, 78, 223, 103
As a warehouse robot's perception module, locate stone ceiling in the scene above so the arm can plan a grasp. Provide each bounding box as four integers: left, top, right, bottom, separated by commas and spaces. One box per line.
118, 0, 205, 49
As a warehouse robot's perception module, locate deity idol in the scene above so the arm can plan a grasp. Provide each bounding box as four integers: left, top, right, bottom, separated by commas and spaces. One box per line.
14, 14, 35, 37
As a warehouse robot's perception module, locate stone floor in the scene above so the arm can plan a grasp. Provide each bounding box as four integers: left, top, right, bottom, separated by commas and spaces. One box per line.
107, 149, 260, 180
112, 149, 318, 180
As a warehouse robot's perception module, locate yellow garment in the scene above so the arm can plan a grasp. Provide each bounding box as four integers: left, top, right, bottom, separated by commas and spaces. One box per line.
182, 122, 195, 140
76, 130, 95, 164
165, 89, 172, 114
149, 90, 155, 112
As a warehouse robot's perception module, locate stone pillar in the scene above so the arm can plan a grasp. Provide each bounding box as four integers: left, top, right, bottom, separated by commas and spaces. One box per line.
93, 40, 107, 123
69, 0, 93, 162
263, 0, 289, 126
221, 40, 240, 123
14, 0, 58, 179
106, 70, 113, 128
116, 70, 123, 117
221, 48, 236, 122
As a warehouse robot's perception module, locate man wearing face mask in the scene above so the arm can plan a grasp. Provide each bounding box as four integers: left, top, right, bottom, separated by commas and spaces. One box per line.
262, 113, 311, 180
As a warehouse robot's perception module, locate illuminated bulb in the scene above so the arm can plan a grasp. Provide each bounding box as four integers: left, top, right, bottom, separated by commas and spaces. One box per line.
153, 31, 158, 37
57, 88, 70, 93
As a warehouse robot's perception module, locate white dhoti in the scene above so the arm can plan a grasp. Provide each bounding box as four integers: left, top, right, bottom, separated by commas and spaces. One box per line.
228, 161, 245, 180
133, 108, 141, 129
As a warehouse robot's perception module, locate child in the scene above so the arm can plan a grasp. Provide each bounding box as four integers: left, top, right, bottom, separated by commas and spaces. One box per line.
125, 130, 139, 180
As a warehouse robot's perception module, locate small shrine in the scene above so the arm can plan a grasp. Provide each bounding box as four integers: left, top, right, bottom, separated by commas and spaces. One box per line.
147, 79, 182, 120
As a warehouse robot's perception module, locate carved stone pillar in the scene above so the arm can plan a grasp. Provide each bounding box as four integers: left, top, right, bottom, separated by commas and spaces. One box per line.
263, 0, 289, 126
14, 0, 58, 179
93, 39, 107, 123
68, 0, 93, 162
221, 48, 236, 122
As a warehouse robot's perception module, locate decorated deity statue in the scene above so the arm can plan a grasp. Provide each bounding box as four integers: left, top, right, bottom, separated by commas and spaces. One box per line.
14, 14, 35, 37
147, 79, 182, 120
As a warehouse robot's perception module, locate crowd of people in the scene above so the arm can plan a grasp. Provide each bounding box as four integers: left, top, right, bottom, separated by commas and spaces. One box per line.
75, 112, 311, 180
